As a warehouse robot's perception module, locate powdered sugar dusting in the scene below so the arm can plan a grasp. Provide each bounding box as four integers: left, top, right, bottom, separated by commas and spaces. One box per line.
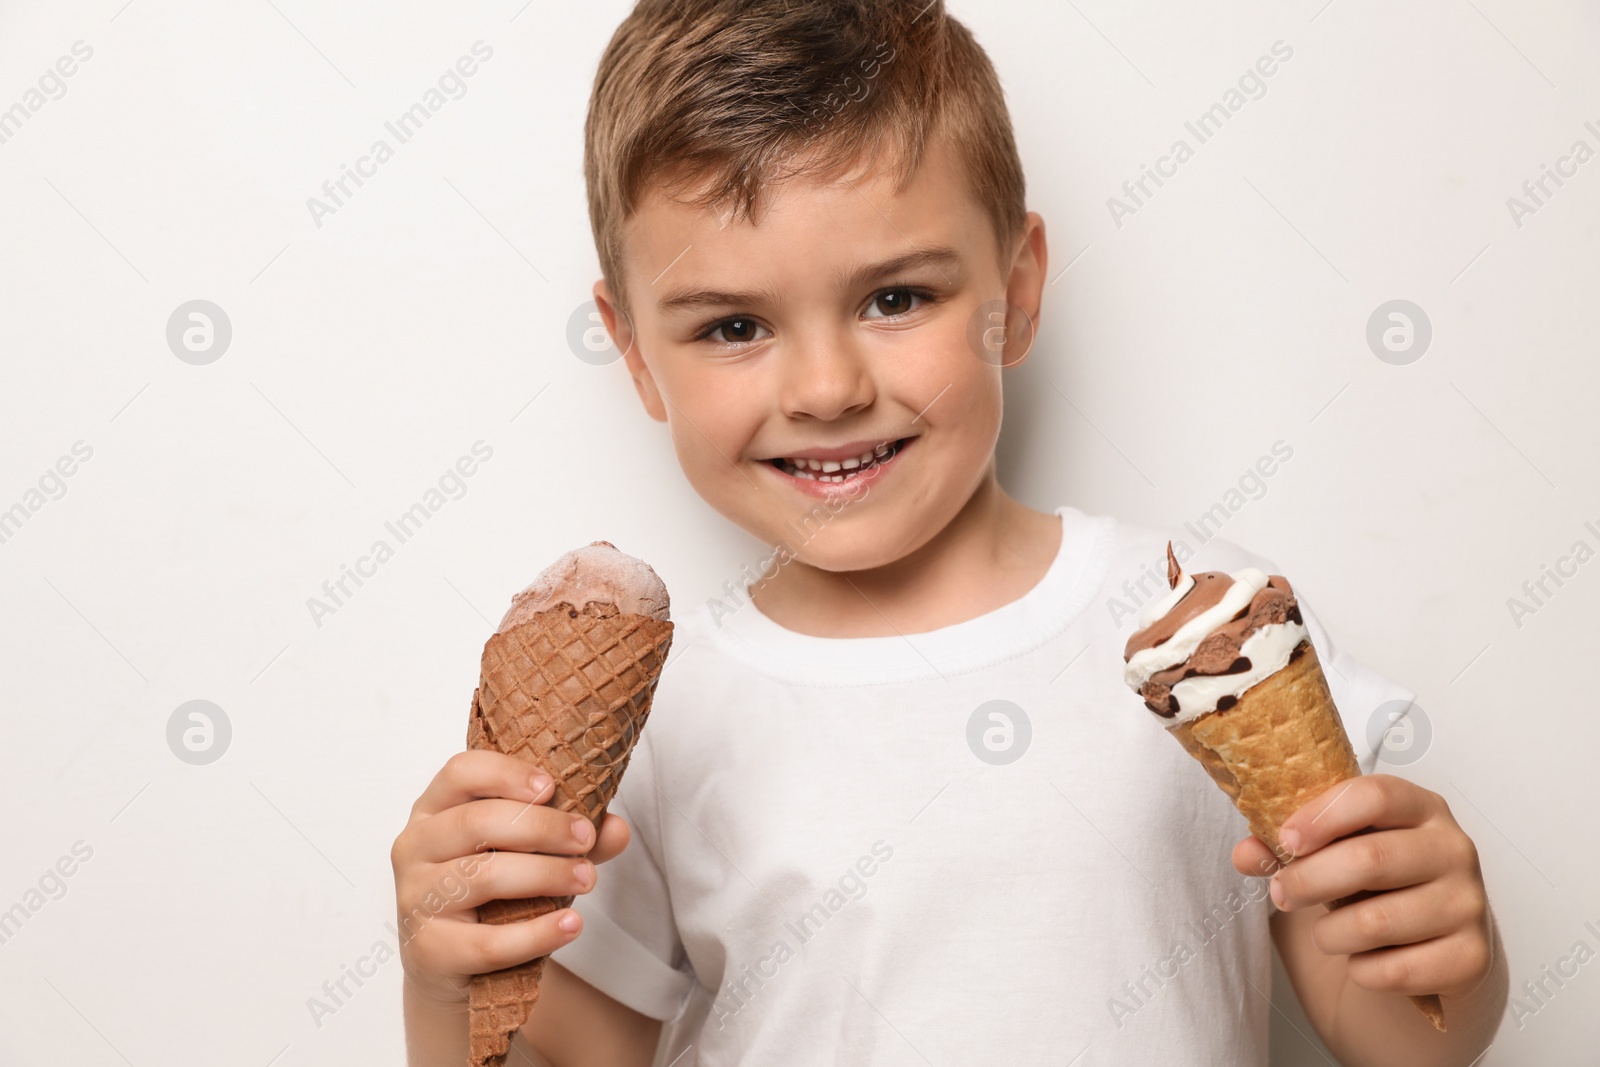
497, 540, 671, 632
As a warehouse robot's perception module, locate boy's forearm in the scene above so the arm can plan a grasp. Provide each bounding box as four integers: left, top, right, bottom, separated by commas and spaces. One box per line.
1322, 910, 1508, 1067
403, 977, 471, 1067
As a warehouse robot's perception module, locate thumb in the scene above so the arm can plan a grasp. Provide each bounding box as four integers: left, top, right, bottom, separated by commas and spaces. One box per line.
1232, 835, 1284, 878
589, 813, 631, 866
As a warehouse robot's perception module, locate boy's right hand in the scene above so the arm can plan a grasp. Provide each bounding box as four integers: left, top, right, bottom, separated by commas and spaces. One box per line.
390, 749, 631, 1006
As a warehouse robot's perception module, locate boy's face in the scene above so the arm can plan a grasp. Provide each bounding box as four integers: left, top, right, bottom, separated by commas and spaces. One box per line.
597, 134, 1046, 572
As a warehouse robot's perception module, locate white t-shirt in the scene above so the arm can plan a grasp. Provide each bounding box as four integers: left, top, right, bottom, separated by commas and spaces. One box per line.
550, 506, 1409, 1066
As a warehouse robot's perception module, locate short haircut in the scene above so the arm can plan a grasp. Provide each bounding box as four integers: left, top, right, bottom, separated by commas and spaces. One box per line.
584, 0, 1028, 313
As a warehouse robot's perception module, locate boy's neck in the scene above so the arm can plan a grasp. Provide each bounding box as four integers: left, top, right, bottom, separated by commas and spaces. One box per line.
747, 475, 1063, 638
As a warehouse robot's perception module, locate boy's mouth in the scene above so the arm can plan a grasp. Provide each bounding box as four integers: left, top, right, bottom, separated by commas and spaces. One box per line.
765, 437, 913, 484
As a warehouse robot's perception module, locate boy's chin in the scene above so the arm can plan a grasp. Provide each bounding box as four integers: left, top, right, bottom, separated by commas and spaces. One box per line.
783, 546, 887, 574
761, 521, 924, 576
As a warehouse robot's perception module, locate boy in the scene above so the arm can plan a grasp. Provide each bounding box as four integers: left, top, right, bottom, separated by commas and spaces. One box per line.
392, 2, 1507, 1063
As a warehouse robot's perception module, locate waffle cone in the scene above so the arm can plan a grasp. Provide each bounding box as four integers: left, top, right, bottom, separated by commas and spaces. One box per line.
1168, 641, 1446, 1032
464, 601, 673, 1067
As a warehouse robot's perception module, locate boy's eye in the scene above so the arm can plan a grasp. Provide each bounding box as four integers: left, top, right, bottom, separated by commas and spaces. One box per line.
696, 287, 933, 344
863, 287, 928, 319
702, 317, 770, 345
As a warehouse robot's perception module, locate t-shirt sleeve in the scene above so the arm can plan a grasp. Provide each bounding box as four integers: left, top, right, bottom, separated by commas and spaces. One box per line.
1294, 593, 1417, 776
548, 732, 698, 1022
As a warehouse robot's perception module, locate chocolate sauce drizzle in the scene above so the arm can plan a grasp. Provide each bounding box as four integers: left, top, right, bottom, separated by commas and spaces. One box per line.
1124, 541, 1303, 718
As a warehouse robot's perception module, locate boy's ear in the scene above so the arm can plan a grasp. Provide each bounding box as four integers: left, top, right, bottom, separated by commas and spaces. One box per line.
594, 279, 667, 422
1000, 211, 1048, 369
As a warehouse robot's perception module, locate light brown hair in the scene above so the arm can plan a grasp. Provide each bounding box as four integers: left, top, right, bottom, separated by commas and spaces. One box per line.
584, 0, 1027, 313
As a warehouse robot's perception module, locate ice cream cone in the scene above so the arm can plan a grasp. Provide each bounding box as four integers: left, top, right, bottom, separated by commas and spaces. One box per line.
1168, 640, 1359, 864
464, 587, 673, 1067
1124, 543, 1445, 1032
1169, 640, 1445, 1030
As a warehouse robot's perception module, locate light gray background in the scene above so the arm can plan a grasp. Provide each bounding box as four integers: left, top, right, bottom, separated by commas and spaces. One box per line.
1, 1, 1595, 1064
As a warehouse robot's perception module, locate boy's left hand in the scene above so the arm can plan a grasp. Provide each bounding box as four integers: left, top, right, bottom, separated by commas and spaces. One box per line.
1232, 774, 1495, 1001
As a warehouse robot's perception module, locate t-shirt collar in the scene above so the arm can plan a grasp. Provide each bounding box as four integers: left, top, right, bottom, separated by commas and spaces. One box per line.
701, 506, 1113, 686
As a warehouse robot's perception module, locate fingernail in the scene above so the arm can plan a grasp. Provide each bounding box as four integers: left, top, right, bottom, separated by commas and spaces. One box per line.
1278, 828, 1301, 857
530, 774, 552, 796
574, 862, 593, 889
558, 910, 580, 933
1270, 876, 1286, 909
573, 819, 594, 847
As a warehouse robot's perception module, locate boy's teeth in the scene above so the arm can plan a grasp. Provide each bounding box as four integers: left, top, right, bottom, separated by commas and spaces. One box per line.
775, 440, 903, 479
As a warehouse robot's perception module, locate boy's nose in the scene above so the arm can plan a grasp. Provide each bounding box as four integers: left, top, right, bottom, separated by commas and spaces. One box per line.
778, 333, 875, 422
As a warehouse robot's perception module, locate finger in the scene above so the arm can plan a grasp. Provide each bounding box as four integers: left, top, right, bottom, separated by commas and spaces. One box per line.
412, 797, 597, 864
1308, 880, 1477, 956
1278, 775, 1437, 860
415, 909, 585, 978
1271, 828, 1443, 911
412, 750, 555, 818
1232, 836, 1284, 879
418, 851, 596, 911
588, 813, 631, 866
1346, 930, 1494, 999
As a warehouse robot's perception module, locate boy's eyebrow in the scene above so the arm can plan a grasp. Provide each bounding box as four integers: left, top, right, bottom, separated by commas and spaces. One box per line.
655, 246, 962, 313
